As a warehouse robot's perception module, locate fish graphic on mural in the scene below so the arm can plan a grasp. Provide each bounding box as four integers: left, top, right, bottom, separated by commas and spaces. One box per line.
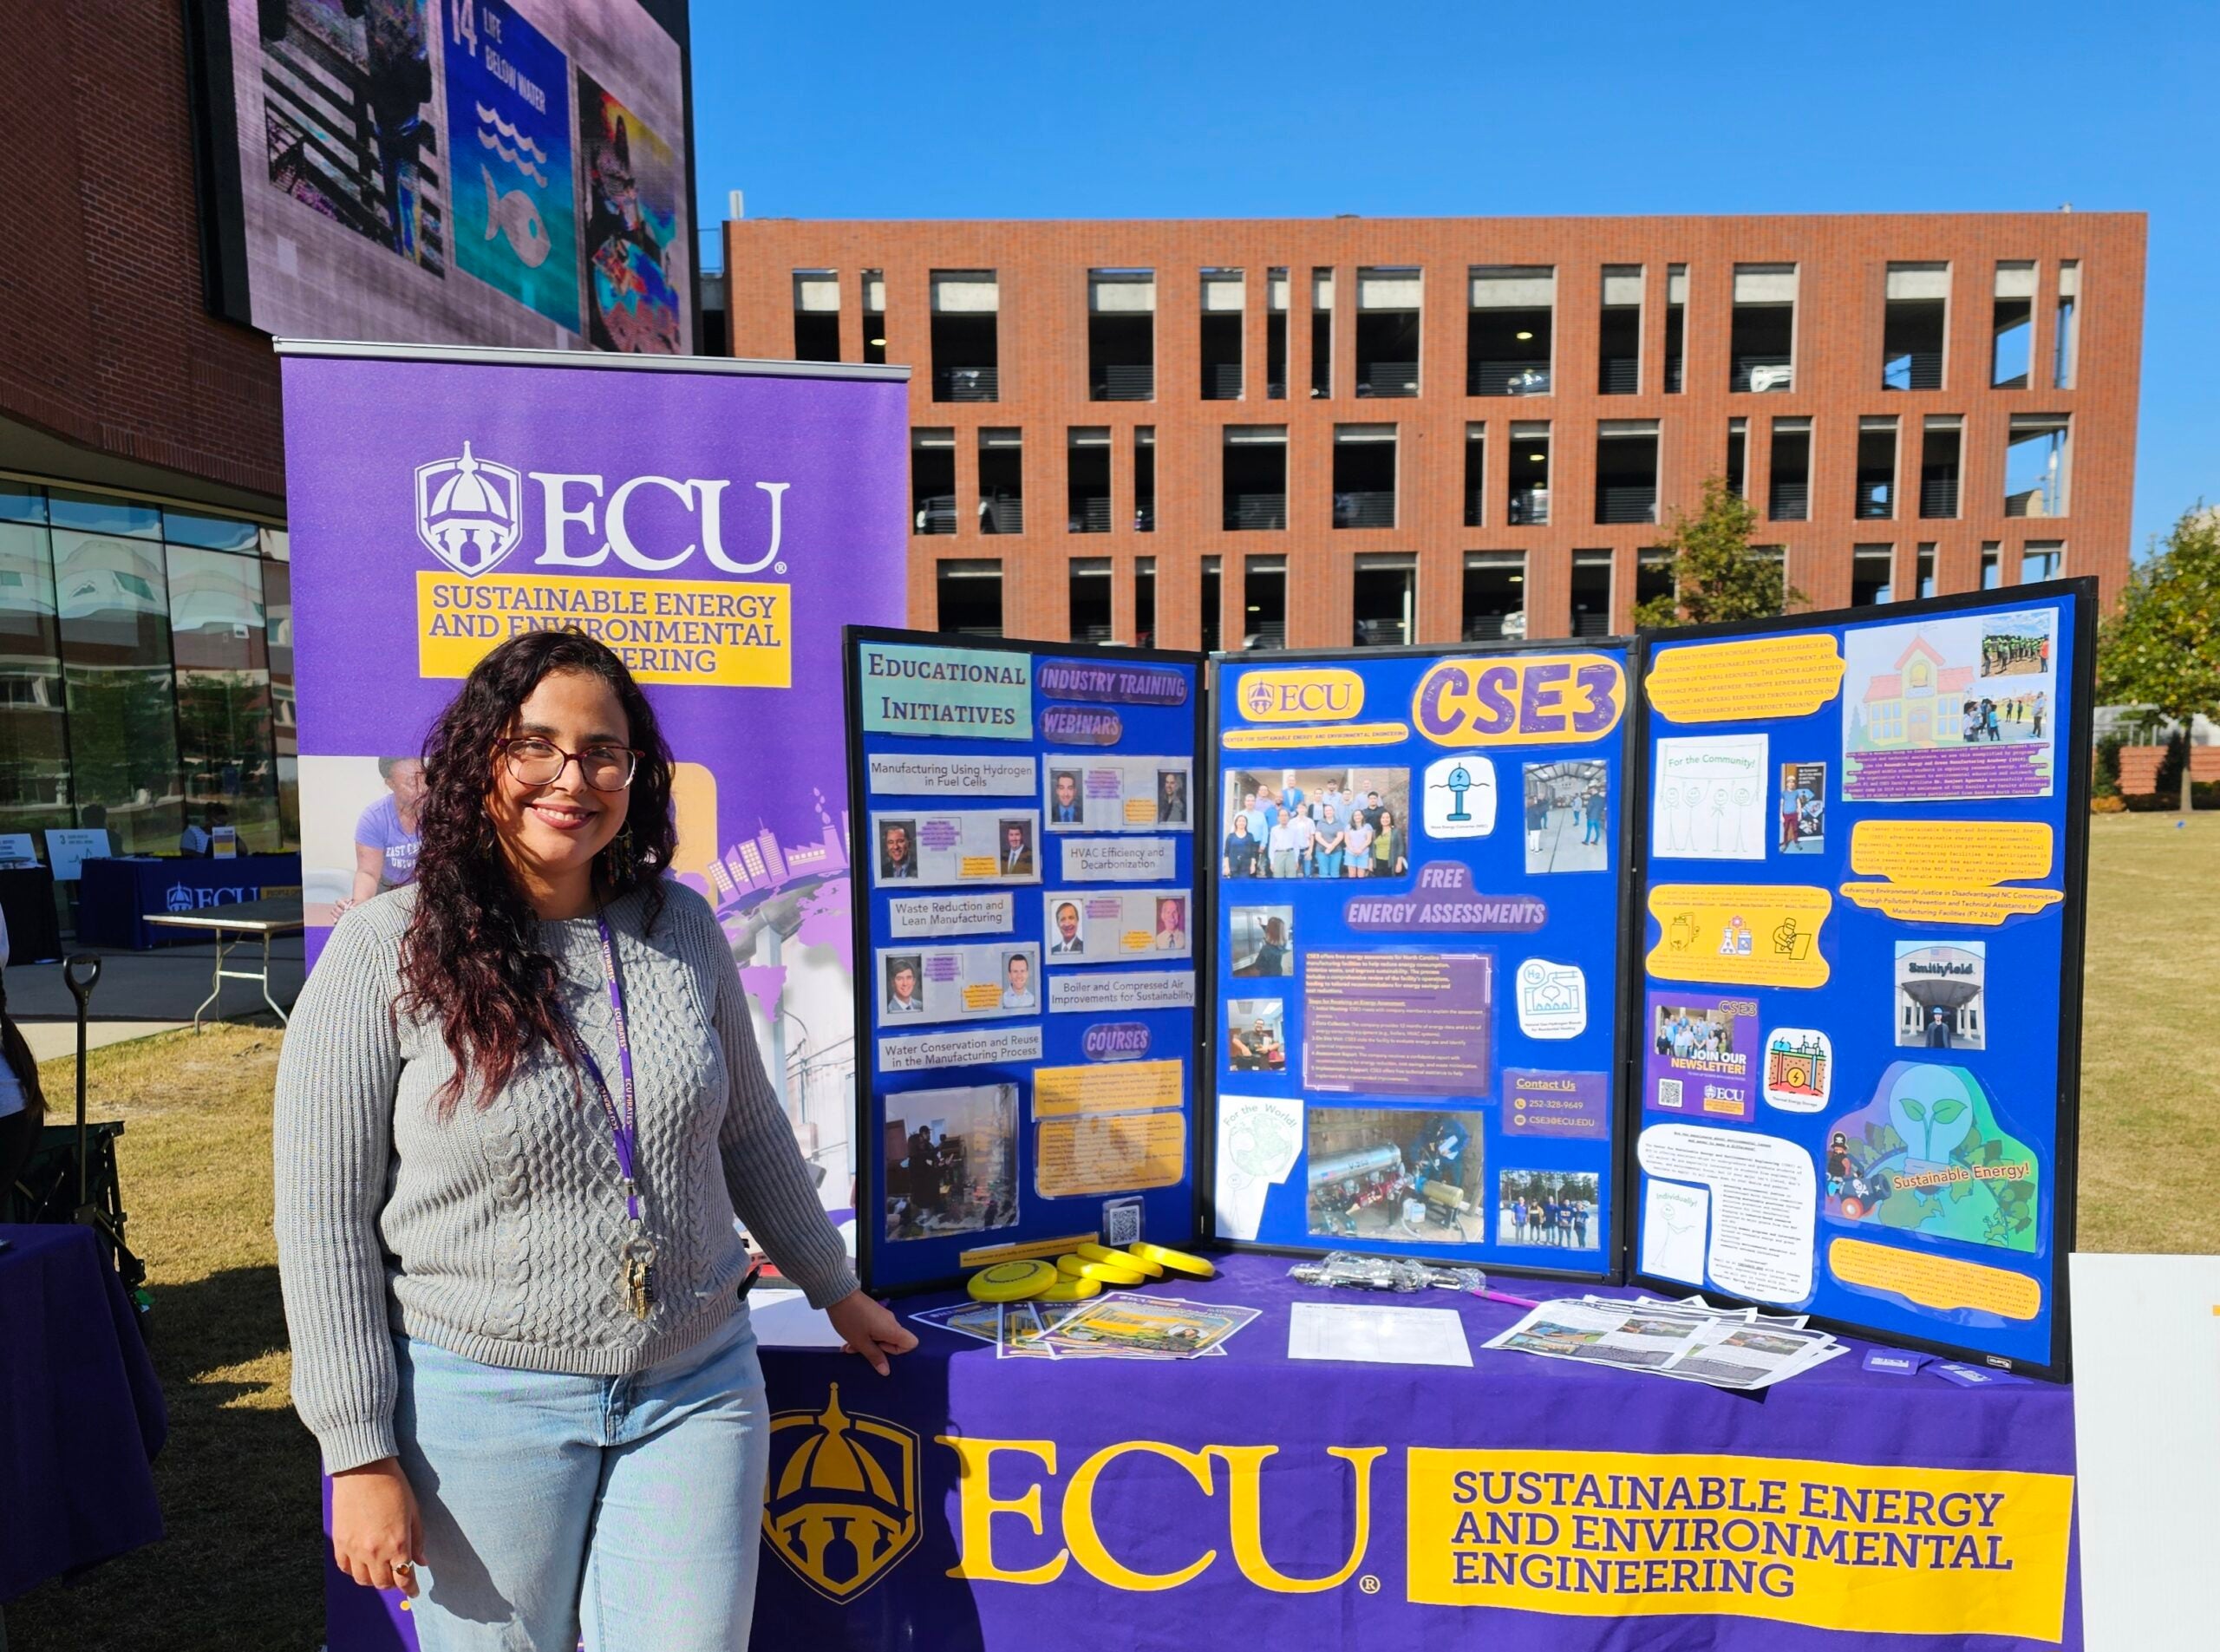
480, 165, 552, 268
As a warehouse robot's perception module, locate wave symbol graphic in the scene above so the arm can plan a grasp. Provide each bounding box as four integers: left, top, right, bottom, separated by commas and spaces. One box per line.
475, 127, 548, 186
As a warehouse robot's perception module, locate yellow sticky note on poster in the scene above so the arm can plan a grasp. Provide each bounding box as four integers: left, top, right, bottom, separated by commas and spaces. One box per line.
1645, 633, 1845, 722
1123, 798, 1156, 824
1036, 1113, 1187, 1198
1646, 884, 1832, 989
1830, 1237, 2043, 1321
1850, 819, 2054, 885
1838, 820, 2063, 924
1033, 1060, 1185, 1119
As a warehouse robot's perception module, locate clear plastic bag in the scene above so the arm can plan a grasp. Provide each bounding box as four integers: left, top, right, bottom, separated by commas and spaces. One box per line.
1289, 1251, 1489, 1296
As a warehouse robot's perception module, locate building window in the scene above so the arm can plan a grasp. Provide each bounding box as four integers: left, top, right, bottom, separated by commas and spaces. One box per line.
1882, 264, 1948, 390
1134, 557, 1156, 648
936, 560, 1002, 637
1596, 421, 1660, 526
1663, 265, 1687, 394
862, 270, 885, 365
2003, 415, 2070, 518
54, 526, 184, 856
1920, 416, 1962, 519
1355, 267, 1420, 397
1463, 552, 1525, 641
1243, 555, 1286, 650
931, 271, 999, 402
1992, 262, 2034, 389
793, 270, 839, 362
1731, 264, 1797, 392
0, 511, 73, 849
1224, 427, 1289, 531
1201, 555, 1223, 651
1068, 558, 1113, 643
1332, 426, 1396, 528
1089, 271, 1155, 401
1353, 554, 1417, 648
1468, 266, 1554, 396
1068, 428, 1111, 532
2054, 262, 2080, 389
1310, 269, 1334, 399
1981, 542, 2002, 589
1916, 543, 1938, 599
263, 555, 296, 846
1464, 424, 1486, 528
2021, 542, 2065, 584
1768, 418, 1811, 521
1133, 428, 1155, 532
1598, 265, 1642, 395
1266, 268, 1289, 400
978, 428, 1023, 533
1726, 418, 1748, 498
1855, 416, 1899, 519
911, 429, 956, 535
167, 543, 281, 849
1852, 545, 1895, 607
1636, 546, 1674, 614
1570, 552, 1613, 637
1508, 422, 1551, 525
1201, 269, 1244, 400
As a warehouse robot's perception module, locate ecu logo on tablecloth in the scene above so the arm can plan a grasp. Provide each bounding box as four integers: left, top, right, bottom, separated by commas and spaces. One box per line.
762, 1386, 921, 1602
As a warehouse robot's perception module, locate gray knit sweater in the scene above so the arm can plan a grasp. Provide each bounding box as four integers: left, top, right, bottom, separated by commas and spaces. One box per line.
273, 881, 857, 1473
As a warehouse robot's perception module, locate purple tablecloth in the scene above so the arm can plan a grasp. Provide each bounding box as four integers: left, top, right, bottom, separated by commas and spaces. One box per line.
0, 1223, 165, 1602
331, 1252, 2080, 1650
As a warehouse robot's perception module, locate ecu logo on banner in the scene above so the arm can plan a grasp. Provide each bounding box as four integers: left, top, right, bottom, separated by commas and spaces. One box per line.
762, 1386, 922, 1602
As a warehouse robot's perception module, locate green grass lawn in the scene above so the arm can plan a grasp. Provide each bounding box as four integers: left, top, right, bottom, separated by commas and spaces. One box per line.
5, 811, 2214, 1649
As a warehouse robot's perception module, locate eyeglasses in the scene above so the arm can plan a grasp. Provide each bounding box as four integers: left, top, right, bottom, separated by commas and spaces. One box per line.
499, 737, 641, 792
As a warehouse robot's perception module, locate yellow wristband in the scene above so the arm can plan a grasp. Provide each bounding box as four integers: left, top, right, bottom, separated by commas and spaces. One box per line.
1127, 1242, 1217, 1279
1058, 1252, 1146, 1286
1080, 1241, 1161, 1278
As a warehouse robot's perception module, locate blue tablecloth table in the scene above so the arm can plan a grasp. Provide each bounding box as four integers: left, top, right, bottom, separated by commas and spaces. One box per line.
0, 1224, 166, 1603
74, 854, 303, 950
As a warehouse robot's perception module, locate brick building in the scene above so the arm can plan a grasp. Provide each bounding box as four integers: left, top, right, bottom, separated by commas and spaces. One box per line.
724, 212, 2145, 649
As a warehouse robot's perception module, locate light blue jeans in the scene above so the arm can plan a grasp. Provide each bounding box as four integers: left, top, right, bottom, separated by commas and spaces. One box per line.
395, 1308, 768, 1651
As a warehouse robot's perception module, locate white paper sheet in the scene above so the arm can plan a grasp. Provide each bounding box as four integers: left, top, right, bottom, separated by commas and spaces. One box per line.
1212, 1094, 1303, 1242
748, 1290, 846, 1348
1288, 1302, 1474, 1368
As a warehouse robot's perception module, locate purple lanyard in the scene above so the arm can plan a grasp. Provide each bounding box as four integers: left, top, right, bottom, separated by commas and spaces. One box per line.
564, 915, 643, 1224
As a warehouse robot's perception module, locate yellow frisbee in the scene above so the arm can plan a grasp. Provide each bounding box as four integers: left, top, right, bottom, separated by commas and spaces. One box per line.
1058, 1252, 1146, 1286
1128, 1242, 1216, 1279
1081, 1241, 1162, 1278
1039, 1277, 1102, 1302
967, 1260, 1058, 1302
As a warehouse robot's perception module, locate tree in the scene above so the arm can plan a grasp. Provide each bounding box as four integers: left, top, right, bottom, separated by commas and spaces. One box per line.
1633, 476, 1805, 629
2095, 505, 2220, 812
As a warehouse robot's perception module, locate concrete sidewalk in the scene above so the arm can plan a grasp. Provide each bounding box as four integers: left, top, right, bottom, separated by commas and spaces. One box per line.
4, 936, 302, 1060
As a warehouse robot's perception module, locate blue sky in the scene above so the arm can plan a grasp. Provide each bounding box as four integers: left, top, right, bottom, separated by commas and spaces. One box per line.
691, 2, 2213, 558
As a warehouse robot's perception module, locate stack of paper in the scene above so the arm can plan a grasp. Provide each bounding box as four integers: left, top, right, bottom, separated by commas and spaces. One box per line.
1484, 1294, 1850, 1391
911, 1294, 1259, 1361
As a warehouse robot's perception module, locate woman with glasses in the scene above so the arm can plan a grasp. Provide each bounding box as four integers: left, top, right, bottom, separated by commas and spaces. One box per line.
274, 630, 912, 1651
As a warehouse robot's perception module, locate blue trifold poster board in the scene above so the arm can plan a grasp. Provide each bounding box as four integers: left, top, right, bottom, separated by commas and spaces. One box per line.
843, 588, 2091, 1377
1629, 580, 2093, 1378
846, 630, 1206, 1294
1205, 644, 1632, 1282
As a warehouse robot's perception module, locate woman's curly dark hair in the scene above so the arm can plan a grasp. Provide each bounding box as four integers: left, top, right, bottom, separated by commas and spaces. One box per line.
399, 630, 676, 1113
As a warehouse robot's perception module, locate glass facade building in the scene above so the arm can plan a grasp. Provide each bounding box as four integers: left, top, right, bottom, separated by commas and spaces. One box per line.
0, 478, 294, 869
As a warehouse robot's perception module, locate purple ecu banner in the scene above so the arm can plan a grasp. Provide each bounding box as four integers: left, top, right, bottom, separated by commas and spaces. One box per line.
277, 339, 908, 1218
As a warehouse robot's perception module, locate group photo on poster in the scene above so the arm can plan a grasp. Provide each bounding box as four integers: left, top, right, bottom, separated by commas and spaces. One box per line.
1219, 766, 1411, 879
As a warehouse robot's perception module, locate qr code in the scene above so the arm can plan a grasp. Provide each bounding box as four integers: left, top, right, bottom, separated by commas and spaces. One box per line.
1103, 1197, 1143, 1246
1657, 1079, 1684, 1110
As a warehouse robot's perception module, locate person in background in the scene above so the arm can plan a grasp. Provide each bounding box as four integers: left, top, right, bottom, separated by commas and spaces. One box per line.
1222, 813, 1261, 878
180, 810, 212, 857
1244, 787, 1276, 850
1266, 806, 1301, 879
334, 757, 428, 919
1314, 803, 1345, 879
275, 631, 911, 1652
1342, 811, 1374, 877
1370, 808, 1407, 878
1288, 801, 1318, 877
